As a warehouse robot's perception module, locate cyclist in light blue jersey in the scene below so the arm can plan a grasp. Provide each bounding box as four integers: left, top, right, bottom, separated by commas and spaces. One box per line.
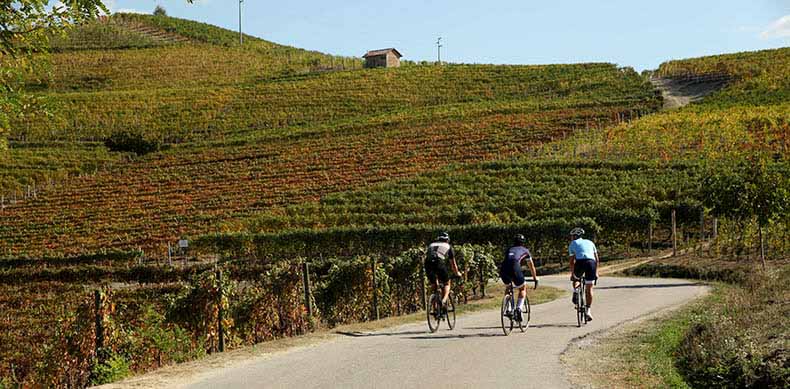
568, 227, 599, 321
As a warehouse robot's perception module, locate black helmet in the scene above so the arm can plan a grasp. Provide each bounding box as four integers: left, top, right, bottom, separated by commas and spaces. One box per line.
513, 234, 526, 245
570, 227, 585, 237
437, 232, 450, 242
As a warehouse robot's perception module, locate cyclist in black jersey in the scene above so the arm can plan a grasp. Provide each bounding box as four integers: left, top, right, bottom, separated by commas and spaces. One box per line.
424, 232, 461, 308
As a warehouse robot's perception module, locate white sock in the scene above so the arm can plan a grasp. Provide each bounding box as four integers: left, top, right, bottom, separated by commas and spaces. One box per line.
586, 306, 591, 315
517, 297, 525, 311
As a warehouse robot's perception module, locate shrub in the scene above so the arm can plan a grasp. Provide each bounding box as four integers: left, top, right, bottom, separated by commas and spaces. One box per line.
675, 266, 790, 387
104, 131, 160, 155
90, 353, 130, 385
153, 5, 167, 16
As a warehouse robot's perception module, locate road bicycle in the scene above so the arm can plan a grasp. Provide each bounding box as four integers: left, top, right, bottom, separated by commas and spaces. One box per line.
572, 276, 597, 327
427, 281, 456, 333
501, 279, 538, 335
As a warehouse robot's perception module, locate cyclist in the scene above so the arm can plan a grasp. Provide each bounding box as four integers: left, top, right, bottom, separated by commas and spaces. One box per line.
499, 234, 539, 321
425, 232, 461, 310
568, 227, 599, 322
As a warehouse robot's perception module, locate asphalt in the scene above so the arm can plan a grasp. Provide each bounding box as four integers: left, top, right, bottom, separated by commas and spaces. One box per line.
184, 275, 708, 389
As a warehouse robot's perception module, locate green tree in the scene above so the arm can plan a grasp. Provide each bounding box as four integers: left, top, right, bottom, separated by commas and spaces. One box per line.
0, 1, 195, 155
153, 5, 166, 16
1, 0, 107, 155
701, 159, 788, 268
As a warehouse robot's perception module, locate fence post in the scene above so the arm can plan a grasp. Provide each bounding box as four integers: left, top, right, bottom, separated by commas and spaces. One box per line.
216, 269, 225, 353
478, 252, 486, 298
672, 209, 677, 257
94, 290, 104, 359
419, 261, 426, 311
371, 257, 379, 321
648, 223, 653, 255
712, 218, 718, 241
302, 261, 312, 318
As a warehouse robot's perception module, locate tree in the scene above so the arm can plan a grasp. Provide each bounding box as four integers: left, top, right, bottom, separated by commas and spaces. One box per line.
701, 159, 788, 268
1, 0, 107, 155
153, 5, 166, 16
0, 1, 195, 155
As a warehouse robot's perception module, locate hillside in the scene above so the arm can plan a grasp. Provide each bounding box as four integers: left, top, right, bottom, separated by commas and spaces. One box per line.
0, 10, 667, 258
1, 14, 788, 385
567, 47, 790, 161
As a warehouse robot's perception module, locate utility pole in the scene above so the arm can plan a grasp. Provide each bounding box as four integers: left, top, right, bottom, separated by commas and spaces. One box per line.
239, 0, 244, 45
436, 37, 442, 64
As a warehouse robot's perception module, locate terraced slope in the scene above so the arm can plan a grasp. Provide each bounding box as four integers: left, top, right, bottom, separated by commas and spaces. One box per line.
1, 62, 659, 257
3, 14, 361, 194
568, 47, 790, 161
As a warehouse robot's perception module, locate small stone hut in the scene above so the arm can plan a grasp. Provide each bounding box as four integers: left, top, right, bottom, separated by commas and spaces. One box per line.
363, 48, 402, 68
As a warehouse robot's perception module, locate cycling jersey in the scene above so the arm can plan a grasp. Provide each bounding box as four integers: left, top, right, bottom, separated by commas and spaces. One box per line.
500, 245, 532, 287
569, 238, 597, 260
425, 241, 454, 284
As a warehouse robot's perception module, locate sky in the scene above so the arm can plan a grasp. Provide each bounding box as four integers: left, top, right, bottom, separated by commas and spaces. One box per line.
98, 0, 789, 71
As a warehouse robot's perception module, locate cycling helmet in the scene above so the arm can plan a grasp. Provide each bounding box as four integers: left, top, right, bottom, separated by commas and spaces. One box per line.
513, 234, 526, 245
570, 227, 585, 237
437, 232, 450, 242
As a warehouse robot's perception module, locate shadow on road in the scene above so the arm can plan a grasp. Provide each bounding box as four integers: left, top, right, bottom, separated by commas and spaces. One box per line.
336, 330, 427, 338
530, 323, 578, 329
407, 333, 503, 340
596, 282, 699, 290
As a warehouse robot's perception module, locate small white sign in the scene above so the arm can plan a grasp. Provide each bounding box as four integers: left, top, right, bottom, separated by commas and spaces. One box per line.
178, 239, 189, 248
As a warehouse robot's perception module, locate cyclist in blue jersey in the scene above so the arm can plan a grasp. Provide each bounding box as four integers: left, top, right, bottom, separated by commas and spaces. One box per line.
568, 227, 599, 321
500, 234, 539, 321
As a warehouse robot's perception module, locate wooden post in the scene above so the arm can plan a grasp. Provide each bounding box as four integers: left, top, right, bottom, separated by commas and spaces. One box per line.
648, 223, 653, 255
419, 262, 426, 311
302, 261, 312, 317
216, 269, 225, 352
712, 218, 718, 241
672, 209, 677, 257
94, 290, 104, 358
478, 253, 486, 298
371, 257, 380, 321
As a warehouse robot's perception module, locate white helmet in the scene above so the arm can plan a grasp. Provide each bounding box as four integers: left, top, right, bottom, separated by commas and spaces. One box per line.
569, 227, 585, 237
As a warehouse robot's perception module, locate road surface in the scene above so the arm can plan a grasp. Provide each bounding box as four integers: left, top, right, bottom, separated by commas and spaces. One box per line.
182, 275, 707, 389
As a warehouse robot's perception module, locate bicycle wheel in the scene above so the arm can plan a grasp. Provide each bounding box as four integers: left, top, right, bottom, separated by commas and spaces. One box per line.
427, 294, 441, 333
519, 295, 531, 332
501, 294, 514, 336
575, 289, 583, 327
445, 293, 456, 330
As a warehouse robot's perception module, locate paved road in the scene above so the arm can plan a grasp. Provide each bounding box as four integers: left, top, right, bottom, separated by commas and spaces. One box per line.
182, 275, 707, 389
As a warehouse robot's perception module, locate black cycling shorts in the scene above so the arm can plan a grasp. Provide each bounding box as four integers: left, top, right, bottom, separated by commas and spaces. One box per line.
573, 259, 598, 282
425, 258, 450, 284
500, 262, 526, 288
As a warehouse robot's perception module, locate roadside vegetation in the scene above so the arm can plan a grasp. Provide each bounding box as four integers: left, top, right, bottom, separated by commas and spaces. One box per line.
585, 260, 788, 389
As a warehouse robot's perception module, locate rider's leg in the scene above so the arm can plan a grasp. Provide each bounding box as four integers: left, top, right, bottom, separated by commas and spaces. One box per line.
516, 285, 527, 311
442, 281, 450, 305
585, 283, 594, 318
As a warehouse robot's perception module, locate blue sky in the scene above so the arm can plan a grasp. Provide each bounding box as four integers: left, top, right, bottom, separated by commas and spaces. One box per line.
102, 0, 789, 70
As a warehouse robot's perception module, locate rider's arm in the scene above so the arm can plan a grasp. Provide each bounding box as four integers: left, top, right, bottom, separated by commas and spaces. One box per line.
594, 248, 600, 278
448, 247, 461, 275
526, 256, 538, 281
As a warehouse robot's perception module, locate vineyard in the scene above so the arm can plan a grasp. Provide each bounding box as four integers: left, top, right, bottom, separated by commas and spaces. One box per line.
2, 58, 659, 256
1, 11, 789, 386
557, 47, 790, 161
